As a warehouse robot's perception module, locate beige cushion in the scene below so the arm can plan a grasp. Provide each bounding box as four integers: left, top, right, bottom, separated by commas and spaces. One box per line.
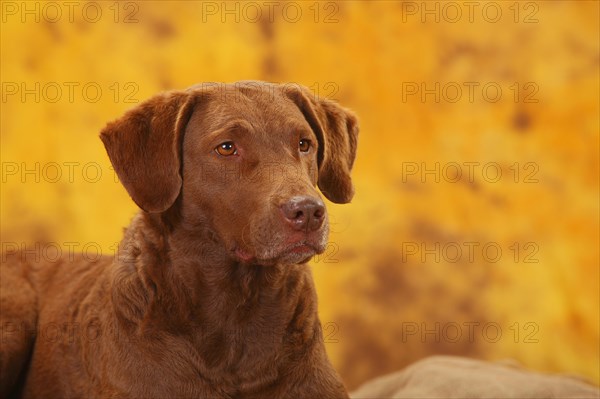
351, 356, 599, 399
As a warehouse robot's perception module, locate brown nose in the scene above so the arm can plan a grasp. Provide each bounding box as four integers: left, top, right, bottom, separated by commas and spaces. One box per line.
281, 196, 326, 232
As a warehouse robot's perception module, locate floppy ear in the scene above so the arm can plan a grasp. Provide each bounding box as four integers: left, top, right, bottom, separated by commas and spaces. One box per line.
100, 91, 197, 213
284, 86, 359, 204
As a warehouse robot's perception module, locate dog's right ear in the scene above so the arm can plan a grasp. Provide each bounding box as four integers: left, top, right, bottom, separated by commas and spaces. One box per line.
100, 91, 197, 213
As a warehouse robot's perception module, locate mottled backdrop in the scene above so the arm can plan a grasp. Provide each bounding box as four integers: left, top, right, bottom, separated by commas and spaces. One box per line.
1, 0, 598, 390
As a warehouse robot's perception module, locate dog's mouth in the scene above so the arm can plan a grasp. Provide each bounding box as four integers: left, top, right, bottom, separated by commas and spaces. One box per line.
279, 241, 320, 263
233, 239, 324, 265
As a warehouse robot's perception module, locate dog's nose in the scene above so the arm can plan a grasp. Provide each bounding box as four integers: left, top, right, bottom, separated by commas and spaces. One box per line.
281, 196, 326, 232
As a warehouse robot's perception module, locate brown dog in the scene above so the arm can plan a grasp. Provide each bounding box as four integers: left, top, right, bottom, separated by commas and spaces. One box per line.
0, 81, 358, 398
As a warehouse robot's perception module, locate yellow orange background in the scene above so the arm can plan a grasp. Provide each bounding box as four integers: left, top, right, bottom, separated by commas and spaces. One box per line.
1, 0, 598, 389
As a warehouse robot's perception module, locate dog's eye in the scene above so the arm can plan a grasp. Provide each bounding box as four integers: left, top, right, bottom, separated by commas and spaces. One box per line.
215, 142, 238, 156
299, 139, 311, 152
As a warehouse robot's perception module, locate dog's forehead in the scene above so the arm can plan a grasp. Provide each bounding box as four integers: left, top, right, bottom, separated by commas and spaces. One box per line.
187, 83, 309, 134
204, 83, 289, 109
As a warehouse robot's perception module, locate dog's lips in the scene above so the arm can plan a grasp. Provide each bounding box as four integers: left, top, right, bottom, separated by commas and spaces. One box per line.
233, 224, 328, 264
284, 242, 318, 255
233, 238, 323, 265
276, 239, 323, 263
291, 244, 312, 253
234, 247, 255, 262
256, 241, 316, 265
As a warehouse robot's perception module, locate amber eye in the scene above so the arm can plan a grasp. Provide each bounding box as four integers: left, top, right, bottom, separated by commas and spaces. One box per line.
299, 139, 311, 152
215, 142, 237, 156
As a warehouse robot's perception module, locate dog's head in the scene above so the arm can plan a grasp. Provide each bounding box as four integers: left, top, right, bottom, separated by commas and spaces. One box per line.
100, 82, 358, 265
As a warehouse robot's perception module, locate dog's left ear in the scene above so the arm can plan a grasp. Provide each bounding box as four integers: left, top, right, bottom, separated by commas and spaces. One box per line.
100, 91, 197, 213
285, 86, 359, 204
